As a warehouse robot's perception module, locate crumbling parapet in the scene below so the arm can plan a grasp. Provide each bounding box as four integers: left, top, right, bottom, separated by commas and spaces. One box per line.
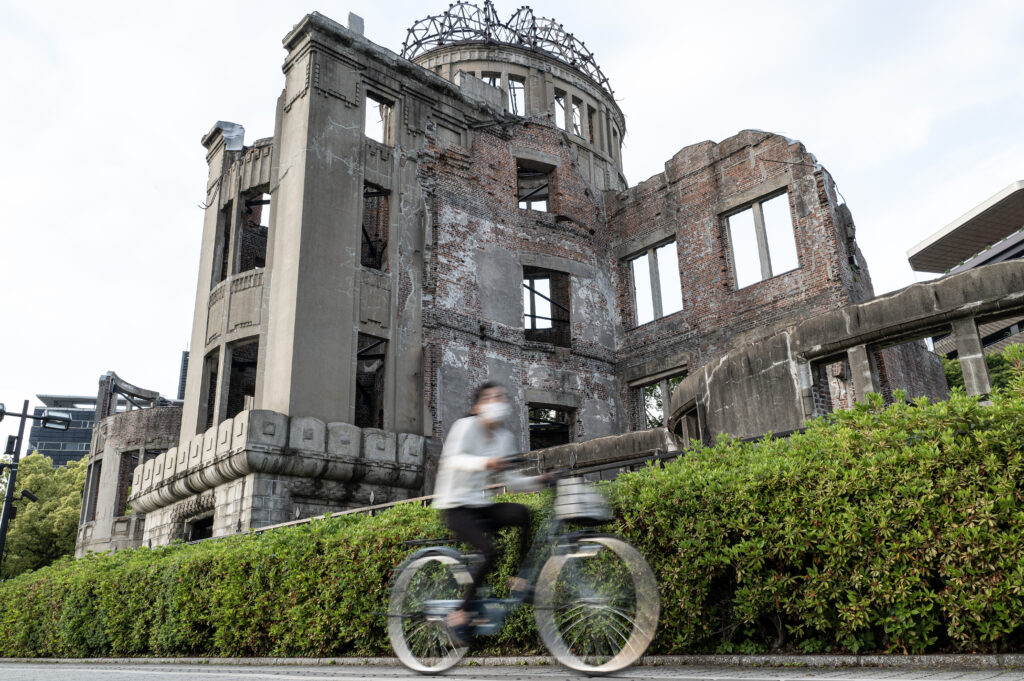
76, 373, 181, 558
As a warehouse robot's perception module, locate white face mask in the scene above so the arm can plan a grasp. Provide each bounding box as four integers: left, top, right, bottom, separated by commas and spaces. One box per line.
479, 401, 511, 424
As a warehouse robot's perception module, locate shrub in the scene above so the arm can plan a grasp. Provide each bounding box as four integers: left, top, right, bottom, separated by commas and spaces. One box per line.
3, 381, 1024, 656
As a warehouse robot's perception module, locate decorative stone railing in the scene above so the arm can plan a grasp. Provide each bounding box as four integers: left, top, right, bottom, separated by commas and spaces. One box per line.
128, 410, 424, 514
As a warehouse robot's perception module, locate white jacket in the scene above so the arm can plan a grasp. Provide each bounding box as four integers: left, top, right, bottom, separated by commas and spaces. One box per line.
432, 415, 540, 509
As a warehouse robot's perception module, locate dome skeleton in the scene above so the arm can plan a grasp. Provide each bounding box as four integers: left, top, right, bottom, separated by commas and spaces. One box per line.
401, 1, 615, 98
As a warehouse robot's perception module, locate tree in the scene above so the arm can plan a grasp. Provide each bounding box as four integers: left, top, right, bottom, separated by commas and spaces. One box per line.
643, 375, 685, 428
0, 453, 87, 579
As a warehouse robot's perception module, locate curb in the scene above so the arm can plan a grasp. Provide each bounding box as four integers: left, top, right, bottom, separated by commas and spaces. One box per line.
1, 654, 1023, 669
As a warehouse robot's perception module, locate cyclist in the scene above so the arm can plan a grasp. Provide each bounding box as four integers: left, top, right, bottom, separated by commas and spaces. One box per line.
432, 381, 548, 642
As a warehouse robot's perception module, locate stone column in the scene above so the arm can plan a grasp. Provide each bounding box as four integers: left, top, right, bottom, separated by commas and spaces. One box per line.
847, 344, 879, 403
259, 22, 365, 422
951, 317, 992, 396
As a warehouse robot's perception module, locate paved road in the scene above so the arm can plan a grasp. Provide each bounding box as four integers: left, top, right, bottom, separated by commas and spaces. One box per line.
4, 664, 1024, 681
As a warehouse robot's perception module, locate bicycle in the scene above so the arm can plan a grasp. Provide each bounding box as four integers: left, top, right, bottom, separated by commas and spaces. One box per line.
386, 474, 660, 675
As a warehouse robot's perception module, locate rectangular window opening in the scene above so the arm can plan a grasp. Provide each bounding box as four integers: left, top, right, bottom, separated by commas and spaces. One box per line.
571, 98, 582, 136
517, 158, 552, 212
638, 374, 685, 430
728, 207, 762, 289
361, 184, 390, 270
365, 93, 394, 146
214, 203, 233, 284
84, 462, 101, 523
655, 242, 683, 316
630, 254, 654, 325
509, 77, 526, 115
186, 515, 214, 542
226, 340, 258, 420
202, 349, 219, 432
356, 333, 387, 429
482, 71, 501, 89
629, 240, 683, 326
554, 91, 567, 130
528, 405, 574, 451
115, 450, 139, 516
240, 191, 269, 271
587, 106, 597, 145
727, 191, 799, 289
524, 266, 571, 347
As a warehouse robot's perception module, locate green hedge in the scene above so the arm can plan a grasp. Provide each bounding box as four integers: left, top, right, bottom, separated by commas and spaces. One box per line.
3, 385, 1024, 657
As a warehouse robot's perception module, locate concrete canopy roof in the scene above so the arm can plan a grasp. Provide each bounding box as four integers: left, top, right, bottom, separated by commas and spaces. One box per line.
907, 180, 1024, 273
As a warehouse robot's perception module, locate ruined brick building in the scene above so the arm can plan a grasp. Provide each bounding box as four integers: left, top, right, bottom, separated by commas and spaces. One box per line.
120, 3, 946, 547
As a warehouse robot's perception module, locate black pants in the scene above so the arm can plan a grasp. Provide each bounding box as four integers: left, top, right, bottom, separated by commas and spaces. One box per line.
443, 503, 531, 611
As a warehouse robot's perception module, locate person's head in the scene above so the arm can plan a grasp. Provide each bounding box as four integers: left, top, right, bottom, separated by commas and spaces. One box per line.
471, 381, 511, 427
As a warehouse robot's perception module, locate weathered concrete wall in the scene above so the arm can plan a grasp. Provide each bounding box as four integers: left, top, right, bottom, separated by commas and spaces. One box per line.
669, 261, 1024, 441
76, 406, 181, 557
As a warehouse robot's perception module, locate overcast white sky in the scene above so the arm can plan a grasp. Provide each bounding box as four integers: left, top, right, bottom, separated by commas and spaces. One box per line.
1, 0, 1022, 449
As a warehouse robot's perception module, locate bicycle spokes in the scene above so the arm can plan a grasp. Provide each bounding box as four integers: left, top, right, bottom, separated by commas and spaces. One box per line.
535, 536, 659, 675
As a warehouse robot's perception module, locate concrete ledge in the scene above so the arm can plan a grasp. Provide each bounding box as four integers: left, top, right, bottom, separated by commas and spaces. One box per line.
3, 654, 1024, 668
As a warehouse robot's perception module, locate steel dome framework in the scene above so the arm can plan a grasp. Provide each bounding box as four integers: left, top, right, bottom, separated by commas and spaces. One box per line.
401, 2, 615, 97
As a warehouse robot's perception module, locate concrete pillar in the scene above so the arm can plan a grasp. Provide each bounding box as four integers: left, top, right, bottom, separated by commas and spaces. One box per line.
659, 378, 671, 426
647, 246, 663, 318
847, 344, 879, 403
951, 317, 992, 396
179, 125, 242, 441
259, 27, 365, 422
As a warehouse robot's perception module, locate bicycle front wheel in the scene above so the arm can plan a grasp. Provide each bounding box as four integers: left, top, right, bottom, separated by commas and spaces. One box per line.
388, 552, 472, 674
534, 535, 660, 675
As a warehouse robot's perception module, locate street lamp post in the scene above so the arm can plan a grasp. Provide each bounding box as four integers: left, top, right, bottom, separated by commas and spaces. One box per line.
0, 400, 71, 574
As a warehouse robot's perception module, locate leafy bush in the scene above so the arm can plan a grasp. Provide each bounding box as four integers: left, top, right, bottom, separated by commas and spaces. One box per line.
4, 376, 1024, 656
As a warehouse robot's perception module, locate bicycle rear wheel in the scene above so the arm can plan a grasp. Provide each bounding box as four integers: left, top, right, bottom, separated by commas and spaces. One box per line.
388, 552, 472, 674
534, 535, 659, 675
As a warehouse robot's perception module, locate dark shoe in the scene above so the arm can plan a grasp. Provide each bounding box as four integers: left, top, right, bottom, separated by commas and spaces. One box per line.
509, 577, 535, 604
446, 621, 472, 647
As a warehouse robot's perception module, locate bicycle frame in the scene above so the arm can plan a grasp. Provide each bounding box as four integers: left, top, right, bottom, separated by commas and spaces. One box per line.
395, 506, 611, 637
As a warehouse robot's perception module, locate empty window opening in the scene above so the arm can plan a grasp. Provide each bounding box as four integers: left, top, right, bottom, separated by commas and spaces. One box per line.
629, 240, 683, 326
240, 192, 269, 271
187, 515, 214, 542
587, 106, 597, 145
509, 77, 526, 115
517, 158, 552, 212
226, 340, 258, 420
677, 406, 701, 447
365, 93, 394, 145
356, 333, 387, 429
554, 91, 567, 130
727, 191, 799, 289
529, 405, 574, 451
214, 203, 233, 284
84, 462, 102, 522
361, 184, 390, 270
482, 71, 501, 89
571, 98, 583, 136
640, 374, 685, 429
811, 357, 854, 416
524, 267, 571, 347
116, 449, 140, 516
202, 349, 219, 432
